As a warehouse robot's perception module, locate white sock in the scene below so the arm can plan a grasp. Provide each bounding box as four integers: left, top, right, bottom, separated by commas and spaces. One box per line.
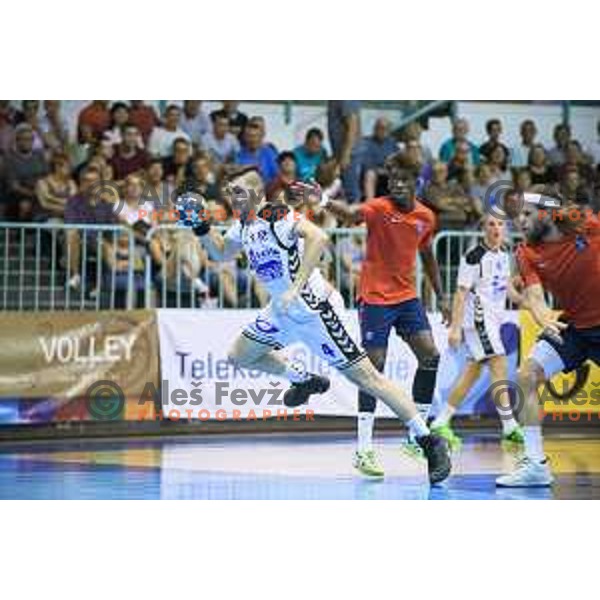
357, 412, 375, 452
432, 404, 456, 428
407, 414, 430, 440
498, 409, 519, 435
524, 426, 545, 462
284, 360, 309, 384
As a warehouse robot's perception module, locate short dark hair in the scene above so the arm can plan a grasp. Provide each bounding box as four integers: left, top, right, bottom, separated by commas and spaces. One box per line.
165, 104, 180, 115
172, 137, 191, 151
486, 118, 501, 134
277, 151, 296, 165
305, 127, 324, 142
211, 110, 229, 123
111, 102, 129, 116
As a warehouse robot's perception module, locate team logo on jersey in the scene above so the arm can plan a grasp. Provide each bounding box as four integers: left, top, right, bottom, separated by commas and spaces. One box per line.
255, 316, 279, 334
575, 234, 588, 253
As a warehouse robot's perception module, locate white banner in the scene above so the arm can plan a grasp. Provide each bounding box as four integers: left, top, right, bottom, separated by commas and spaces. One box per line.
157, 309, 520, 420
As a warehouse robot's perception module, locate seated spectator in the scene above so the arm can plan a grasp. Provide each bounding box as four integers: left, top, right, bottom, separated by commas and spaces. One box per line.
64, 166, 117, 290
401, 121, 434, 163
143, 158, 174, 210
479, 118, 510, 166
14, 101, 44, 151
511, 119, 538, 168
339, 231, 366, 303
560, 166, 593, 205
110, 124, 149, 182
513, 167, 533, 194
361, 117, 398, 199
558, 140, 596, 186
70, 123, 97, 169
162, 137, 193, 191
103, 102, 131, 146
181, 100, 211, 149
129, 101, 159, 143
211, 101, 248, 139
35, 151, 77, 222
234, 120, 279, 185
589, 120, 600, 167
76, 138, 115, 182
188, 155, 219, 200
39, 100, 69, 152
548, 123, 571, 166
116, 174, 155, 228
403, 139, 432, 196
267, 151, 297, 202
202, 111, 239, 165
293, 127, 327, 182
0, 101, 15, 155
486, 143, 510, 181
4, 124, 49, 220
102, 228, 146, 309
77, 101, 111, 142
470, 163, 495, 206
528, 144, 556, 185
447, 139, 473, 183
439, 117, 480, 165
423, 161, 479, 230
148, 104, 190, 158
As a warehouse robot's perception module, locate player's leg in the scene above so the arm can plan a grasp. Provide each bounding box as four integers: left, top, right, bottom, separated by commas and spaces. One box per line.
230, 312, 330, 400
496, 327, 584, 487
430, 360, 483, 450
342, 355, 451, 484
355, 302, 395, 476
487, 354, 525, 445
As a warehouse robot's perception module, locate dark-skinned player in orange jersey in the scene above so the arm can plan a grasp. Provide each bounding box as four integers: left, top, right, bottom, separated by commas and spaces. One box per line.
293, 152, 450, 478
495, 192, 600, 487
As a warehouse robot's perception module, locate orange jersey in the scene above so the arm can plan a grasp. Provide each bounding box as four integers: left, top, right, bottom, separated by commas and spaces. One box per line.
358, 197, 435, 305
516, 214, 600, 329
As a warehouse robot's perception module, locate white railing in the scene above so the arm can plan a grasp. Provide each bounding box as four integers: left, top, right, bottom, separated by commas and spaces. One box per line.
2, 222, 550, 312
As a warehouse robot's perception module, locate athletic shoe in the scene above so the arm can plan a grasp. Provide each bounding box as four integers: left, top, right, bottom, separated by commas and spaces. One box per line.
496, 457, 554, 487
502, 426, 525, 447
353, 449, 385, 479
400, 438, 425, 460
416, 434, 452, 485
283, 374, 331, 407
430, 423, 462, 451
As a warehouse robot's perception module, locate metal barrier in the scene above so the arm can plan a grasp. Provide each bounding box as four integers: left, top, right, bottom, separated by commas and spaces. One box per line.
0, 222, 553, 312
0, 222, 138, 311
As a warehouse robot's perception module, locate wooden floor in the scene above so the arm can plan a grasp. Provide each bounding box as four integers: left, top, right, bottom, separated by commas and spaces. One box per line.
0, 429, 599, 499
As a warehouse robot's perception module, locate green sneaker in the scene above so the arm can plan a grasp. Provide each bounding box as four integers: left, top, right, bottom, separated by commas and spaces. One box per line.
353, 449, 385, 479
401, 438, 425, 460
430, 423, 462, 451
502, 426, 525, 447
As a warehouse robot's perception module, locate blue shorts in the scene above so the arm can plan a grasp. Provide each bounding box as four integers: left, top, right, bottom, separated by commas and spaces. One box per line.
532, 323, 600, 378
359, 298, 431, 349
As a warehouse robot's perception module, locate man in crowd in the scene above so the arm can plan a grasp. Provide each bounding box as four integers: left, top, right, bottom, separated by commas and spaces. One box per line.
181, 100, 211, 149
511, 119, 538, 168
148, 104, 190, 158
294, 128, 327, 182
111, 124, 149, 182
234, 120, 279, 185
479, 118, 510, 166
202, 111, 240, 164
361, 117, 398, 199
439, 118, 480, 165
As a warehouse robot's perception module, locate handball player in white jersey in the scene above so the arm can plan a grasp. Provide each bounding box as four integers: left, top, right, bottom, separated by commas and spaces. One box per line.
430, 214, 525, 449
181, 166, 451, 484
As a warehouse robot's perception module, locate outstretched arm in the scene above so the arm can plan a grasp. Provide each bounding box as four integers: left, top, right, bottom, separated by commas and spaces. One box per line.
324, 199, 364, 226
522, 283, 566, 337
419, 245, 450, 323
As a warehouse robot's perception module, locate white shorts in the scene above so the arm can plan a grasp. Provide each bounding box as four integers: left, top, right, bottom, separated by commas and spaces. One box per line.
463, 311, 506, 363
242, 290, 367, 370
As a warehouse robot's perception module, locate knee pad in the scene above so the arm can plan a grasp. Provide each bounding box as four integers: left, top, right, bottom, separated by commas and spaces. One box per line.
412, 354, 440, 405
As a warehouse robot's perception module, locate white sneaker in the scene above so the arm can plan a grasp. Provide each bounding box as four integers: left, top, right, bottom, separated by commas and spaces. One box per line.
496, 457, 554, 488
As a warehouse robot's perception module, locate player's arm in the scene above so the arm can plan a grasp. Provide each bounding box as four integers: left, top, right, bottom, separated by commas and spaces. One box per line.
522, 283, 566, 337
198, 227, 241, 262
506, 278, 525, 306
419, 245, 450, 323
324, 199, 364, 225
291, 218, 330, 294
448, 285, 469, 348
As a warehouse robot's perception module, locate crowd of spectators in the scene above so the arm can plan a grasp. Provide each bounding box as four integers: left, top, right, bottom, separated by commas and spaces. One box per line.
1, 99, 600, 309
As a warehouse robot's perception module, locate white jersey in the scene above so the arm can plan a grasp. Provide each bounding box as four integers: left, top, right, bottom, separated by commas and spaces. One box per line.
224, 208, 330, 303
457, 242, 511, 328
